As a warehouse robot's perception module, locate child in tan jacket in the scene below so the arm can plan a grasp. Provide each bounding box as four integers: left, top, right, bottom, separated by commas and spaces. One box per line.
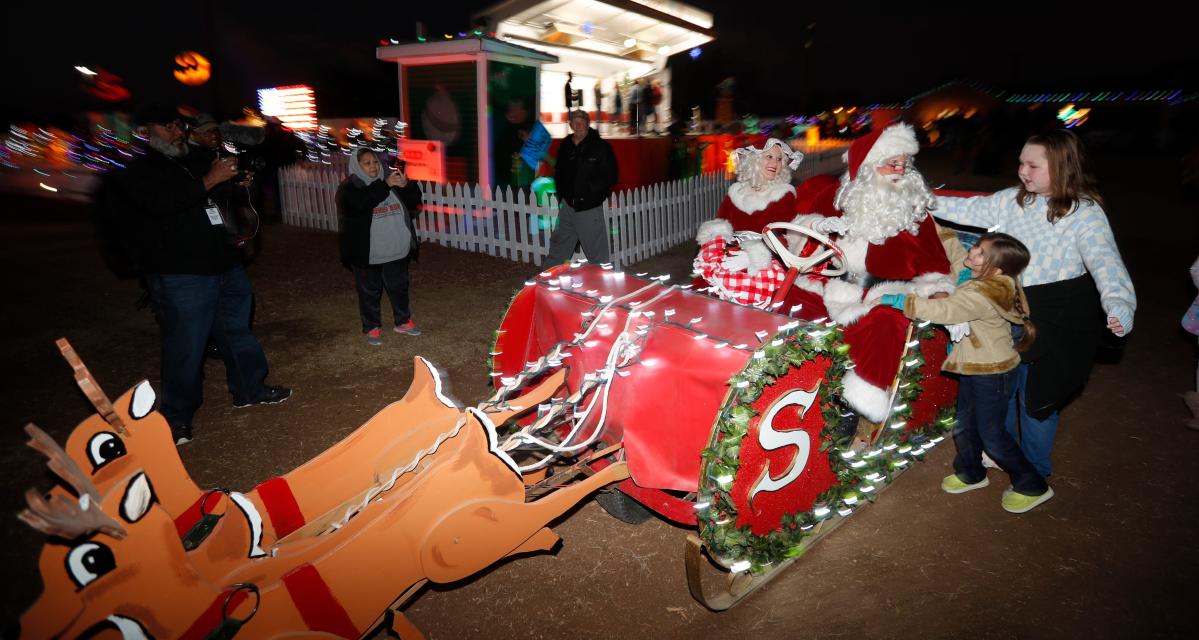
880, 233, 1053, 513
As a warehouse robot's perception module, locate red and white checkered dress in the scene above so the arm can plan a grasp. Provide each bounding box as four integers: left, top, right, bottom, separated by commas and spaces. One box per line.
693, 237, 788, 308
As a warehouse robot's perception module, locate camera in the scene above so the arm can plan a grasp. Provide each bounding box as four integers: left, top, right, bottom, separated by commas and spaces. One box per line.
219, 122, 268, 181
233, 149, 268, 180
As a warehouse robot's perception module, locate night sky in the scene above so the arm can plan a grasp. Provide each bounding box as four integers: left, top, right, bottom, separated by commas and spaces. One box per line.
2, 1, 1194, 127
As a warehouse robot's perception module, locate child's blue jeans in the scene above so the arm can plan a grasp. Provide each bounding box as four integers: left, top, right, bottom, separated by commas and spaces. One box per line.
954, 370, 1049, 496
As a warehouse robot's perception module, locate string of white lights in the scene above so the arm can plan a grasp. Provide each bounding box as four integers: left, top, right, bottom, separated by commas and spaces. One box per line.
324, 415, 469, 533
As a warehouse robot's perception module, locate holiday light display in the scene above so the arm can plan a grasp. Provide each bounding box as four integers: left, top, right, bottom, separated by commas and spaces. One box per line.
257, 85, 318, 131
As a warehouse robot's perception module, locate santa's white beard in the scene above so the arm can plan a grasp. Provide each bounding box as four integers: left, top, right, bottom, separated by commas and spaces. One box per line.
834, 168, 936, 244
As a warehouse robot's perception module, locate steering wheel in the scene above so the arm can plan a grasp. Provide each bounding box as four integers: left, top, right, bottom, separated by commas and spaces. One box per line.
760, 222, 847, 277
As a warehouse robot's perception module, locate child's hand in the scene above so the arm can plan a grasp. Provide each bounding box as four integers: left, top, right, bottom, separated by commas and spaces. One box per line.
1107, 316, 1126, 337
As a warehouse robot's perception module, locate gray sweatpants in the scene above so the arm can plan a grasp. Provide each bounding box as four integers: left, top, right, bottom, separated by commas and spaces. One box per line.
544, 203, 611, 266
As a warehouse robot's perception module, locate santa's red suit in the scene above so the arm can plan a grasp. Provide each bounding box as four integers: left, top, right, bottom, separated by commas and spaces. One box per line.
786, 124, 954, 422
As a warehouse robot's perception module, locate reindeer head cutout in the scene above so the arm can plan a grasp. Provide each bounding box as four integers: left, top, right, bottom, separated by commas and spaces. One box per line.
54, 339, 203, 517
17, 424, 215, 638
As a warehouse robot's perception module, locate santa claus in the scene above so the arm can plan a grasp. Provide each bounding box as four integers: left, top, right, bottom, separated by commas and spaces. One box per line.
789, 123, 955, 424
693, 138, 804, 305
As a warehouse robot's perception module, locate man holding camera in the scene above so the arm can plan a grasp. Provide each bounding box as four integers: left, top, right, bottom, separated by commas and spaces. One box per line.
119, 105, 291, 445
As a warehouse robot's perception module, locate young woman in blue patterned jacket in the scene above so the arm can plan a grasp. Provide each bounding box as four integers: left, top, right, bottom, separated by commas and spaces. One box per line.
933, 129, 1136, 479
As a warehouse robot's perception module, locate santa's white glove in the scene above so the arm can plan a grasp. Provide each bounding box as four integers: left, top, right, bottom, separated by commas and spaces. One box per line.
721, 252, 751, 273
946, 322, 971, 343
810, 217, 849, 235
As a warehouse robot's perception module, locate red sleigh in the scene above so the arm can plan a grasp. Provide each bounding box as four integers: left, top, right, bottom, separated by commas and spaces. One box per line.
489, 177, 977, 609
491, 278, 957, 607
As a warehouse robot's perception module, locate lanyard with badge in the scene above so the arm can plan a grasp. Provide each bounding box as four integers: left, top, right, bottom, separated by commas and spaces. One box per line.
172, 155, 231, 228
205, 198, 226, 226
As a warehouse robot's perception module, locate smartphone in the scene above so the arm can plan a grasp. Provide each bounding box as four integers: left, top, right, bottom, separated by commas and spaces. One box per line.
393, 159, 407, 173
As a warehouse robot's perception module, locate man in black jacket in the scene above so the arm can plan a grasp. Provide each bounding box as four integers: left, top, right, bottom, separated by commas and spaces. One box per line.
119, 105, 290, 445
546, 110, 618, 265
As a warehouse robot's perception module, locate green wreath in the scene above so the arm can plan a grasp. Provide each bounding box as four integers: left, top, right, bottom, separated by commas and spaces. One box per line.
697, 320, 957, 572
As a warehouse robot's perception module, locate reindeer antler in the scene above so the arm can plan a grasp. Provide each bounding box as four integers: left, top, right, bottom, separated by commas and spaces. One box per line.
57, 338, 126, 435
18, 488, 127, 540
24, 424, 102, 501
17, 423, 127, 539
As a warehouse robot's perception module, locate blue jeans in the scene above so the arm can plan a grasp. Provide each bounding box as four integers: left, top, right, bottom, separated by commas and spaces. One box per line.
145, 266, 269, 428
954, 371, 1048, 496
1005, 363, 1059, 478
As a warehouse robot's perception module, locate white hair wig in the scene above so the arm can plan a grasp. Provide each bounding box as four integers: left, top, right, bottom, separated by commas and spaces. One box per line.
834, 163, 936, 245
732, 138, 804, 190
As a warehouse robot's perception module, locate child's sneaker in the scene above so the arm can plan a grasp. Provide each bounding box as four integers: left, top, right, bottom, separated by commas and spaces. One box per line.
941, 474, 990, 494
1001, 487, 1054, 513
395, 320, 422, 336
365, 328, 383, 346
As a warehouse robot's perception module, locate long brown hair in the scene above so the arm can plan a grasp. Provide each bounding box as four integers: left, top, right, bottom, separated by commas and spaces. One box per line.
1016, 129, 1104, 223
976, 232, 1036, 352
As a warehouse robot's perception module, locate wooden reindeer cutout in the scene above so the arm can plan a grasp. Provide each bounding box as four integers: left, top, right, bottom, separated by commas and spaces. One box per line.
17, 341, 626, 639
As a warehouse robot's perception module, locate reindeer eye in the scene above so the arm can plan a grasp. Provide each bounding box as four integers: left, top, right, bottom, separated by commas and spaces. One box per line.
66, 542, 115, 589
86, 432, 127, 471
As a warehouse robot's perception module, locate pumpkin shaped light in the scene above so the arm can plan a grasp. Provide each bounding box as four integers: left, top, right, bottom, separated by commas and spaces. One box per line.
173, 51, 210, 86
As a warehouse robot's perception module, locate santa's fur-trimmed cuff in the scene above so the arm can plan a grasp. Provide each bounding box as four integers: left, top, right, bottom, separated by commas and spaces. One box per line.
823, 278, 872, 326
696, 219, 734, 245
862, 272, 955, 304
842, 370, 891, 423
911, 271, 956, 298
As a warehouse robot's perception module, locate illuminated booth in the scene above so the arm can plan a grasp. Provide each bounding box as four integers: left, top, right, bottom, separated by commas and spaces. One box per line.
473, 0, 715, 134
377, 1, 715, 190
377, 37, 557, 188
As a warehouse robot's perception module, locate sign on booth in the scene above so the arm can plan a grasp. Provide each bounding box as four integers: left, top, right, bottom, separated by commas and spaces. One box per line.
398, 139, 446, 183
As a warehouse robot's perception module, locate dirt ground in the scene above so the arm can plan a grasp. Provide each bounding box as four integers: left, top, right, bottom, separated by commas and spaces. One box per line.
1, 147, 1196, 639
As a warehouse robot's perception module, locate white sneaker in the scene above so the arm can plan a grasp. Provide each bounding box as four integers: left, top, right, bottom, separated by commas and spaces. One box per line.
981, 452, 1000, 469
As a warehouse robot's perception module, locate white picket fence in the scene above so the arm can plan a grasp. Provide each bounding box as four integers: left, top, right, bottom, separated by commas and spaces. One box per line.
279, 146, 845, 267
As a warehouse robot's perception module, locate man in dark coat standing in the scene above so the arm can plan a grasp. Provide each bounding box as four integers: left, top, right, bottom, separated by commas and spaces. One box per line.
546, 110, 618, 265
119, 105, 290, 445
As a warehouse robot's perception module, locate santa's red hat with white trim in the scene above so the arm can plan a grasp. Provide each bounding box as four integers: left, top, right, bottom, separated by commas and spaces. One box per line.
844, 122, 920, 180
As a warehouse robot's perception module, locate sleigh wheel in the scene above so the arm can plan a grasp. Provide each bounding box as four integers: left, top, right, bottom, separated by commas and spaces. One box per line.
594, 488, 654, 524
